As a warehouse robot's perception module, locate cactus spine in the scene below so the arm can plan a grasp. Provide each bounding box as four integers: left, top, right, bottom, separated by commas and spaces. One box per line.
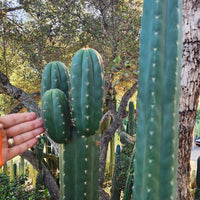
41, 47, 104, 200
133, 0, 182, 200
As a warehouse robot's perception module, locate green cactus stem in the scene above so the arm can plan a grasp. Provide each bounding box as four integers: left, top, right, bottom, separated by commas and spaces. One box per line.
70, 47, 104, 136
41, 61, 70, 98
123, 148, 135, 200
19, 157, 25, 176
59, 129, 99, 200
126, 101, 136, 136
196, 157, 200, 188
36, 137, 45, 188
133, 0, 182, 200
41, 89, 72, 143
110, 145, 121, 200
195, 157, 200, 199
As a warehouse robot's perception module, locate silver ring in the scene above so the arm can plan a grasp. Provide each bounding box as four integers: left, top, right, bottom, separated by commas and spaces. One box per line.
8, 138, 15, 147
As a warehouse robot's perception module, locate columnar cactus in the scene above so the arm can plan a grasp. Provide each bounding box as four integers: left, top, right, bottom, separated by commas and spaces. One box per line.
197, 157, 200, 188
132, 0, 182, 200
123, 149, 135, 200
70, 48, 104, 136
110, 145, 121, 200
41, 47, 104, 200
126, 101, 136, 136
195, 157, 200, 199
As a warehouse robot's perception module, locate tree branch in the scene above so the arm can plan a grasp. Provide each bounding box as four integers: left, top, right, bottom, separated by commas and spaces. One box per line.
0, 71, 40, 116
99, 82, 137, 187
8, 92, 40, 114
3, 6, 23, 13
21, 150, 60, 200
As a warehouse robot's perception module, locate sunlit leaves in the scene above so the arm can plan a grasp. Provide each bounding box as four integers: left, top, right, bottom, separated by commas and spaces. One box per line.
0, 0, 142, 114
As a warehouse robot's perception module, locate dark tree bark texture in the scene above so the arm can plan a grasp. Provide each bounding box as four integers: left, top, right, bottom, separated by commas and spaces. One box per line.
177, 1, 200, 199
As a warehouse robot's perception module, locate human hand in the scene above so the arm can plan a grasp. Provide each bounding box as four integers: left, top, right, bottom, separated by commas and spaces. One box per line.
0, 112, 44, 166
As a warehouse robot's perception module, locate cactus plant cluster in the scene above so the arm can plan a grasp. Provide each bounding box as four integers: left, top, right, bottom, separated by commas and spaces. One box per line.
111, 101, 136, 200
41, 47, 104, 200
40, 0, 183, 198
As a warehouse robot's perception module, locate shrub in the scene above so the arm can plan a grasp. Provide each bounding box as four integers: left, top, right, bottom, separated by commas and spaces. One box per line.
0, 173, 50, 200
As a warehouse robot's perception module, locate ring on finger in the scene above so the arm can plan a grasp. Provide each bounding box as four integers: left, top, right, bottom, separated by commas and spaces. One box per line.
8, 138, 15, 148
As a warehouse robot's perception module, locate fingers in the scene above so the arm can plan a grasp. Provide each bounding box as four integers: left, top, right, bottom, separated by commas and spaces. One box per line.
7, 137, 38, 161
0, 112, 37, 129
6, 118, 43, 138
13, 127, 44, 146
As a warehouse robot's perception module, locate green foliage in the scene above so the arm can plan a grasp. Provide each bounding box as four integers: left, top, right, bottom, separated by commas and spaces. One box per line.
196, 106, 200, 121
0, 173, 50, 200
0, 0, 142, 114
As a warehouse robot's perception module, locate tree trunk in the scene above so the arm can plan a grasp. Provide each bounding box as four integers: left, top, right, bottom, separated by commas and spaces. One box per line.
177, 1, 200, 199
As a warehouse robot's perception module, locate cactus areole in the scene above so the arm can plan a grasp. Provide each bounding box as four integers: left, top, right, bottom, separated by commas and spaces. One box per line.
133, 0, 183, 200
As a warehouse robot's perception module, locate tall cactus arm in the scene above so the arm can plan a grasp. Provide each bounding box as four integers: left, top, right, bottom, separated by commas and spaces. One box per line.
133, 0, 182, 200
70, 47, 104, 136
126, 101, 136, 136
41, 89, 72, 143
41, 61, 70, 98
159, 1, 182, 199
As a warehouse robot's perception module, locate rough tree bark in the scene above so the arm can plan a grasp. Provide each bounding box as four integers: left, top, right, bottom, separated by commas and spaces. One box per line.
177, 1, 200, 200
0, 71, 41, 116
